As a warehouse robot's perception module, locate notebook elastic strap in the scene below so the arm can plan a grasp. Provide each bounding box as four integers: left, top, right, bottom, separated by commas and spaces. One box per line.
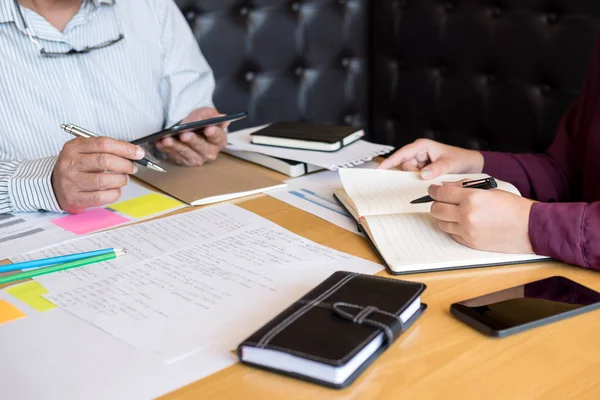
332, 302, 405, 344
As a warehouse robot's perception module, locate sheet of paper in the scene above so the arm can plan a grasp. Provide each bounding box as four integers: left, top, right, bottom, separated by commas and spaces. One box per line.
267, 163, 377, 233
339, 169, 520, 217
365, 213, 547, 272
0, 213, 75, 261
42, 204, 383, 362
0, 180, 187, 260
109, 193, 183, 218
227, 126, 394, 170
14, 205, 265, 292
0, 298, 237, 400
0, 299, 25, 324
5, 281, 57, 312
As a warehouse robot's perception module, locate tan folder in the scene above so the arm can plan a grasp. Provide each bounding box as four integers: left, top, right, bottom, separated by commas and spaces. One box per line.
135, 154, 286, 206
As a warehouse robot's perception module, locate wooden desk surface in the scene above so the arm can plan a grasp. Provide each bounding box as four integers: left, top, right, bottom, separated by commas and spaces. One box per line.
160, 196, 600, 400
3, 161, 600, 399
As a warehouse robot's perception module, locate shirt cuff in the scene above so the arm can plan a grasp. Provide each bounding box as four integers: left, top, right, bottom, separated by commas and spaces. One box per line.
7, 157, 62, 213
529, 202, 587, 268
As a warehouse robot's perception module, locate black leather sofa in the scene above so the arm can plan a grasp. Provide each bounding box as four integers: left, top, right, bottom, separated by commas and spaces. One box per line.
176, 0, 600, 153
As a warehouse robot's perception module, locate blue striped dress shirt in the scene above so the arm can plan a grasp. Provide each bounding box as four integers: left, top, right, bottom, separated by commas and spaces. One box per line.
0, 0, 215, 213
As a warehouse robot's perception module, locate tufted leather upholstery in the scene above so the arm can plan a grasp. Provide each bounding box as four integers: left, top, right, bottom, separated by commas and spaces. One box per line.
371, 0, 600, 152
176, 1, 600, 152
175, 0, 369, 132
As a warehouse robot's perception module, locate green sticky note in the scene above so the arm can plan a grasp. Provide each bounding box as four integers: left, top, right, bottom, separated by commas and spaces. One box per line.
6, 281, 56, 312
0, 300, 26, 324
110, 193, 183, 218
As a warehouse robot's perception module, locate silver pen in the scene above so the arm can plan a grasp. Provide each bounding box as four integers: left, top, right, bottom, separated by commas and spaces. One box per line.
61, 123, 166, 173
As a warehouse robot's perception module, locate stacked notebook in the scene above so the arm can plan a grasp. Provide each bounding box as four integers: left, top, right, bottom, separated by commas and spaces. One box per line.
249, 122, 364, 152
226, 125, 394, 171
334, 169, 549, 275
238, 271, 426, 388
222, 148, 324, 178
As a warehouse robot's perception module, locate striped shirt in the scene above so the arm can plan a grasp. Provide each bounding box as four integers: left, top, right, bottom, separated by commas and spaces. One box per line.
0, 0, 215, 213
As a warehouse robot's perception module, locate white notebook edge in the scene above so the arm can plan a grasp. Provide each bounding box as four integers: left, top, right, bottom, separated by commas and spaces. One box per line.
190, 183, 287, 206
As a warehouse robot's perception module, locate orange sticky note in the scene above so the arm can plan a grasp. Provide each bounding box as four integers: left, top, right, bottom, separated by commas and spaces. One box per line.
0, 299, 26, 324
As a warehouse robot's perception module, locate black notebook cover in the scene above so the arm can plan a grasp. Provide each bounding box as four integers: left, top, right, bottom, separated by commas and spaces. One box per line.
250, 122, 361, 144
238, 271, 427, 389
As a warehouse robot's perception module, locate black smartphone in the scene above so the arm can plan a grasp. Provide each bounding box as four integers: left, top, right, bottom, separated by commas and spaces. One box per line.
450, 276, 600, 337
131, 112, 247, 145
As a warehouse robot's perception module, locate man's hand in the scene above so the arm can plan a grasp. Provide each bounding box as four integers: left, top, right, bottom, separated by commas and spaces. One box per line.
428, 183, 535, 254
52, 137, 144, 214
155, 107, 229, 166
378, 139, 485, 180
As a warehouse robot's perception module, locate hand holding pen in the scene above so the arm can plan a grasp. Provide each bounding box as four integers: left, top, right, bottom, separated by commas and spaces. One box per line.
423, 176, 535, 254
53, 124, 163, 213
410, 178, 497, 204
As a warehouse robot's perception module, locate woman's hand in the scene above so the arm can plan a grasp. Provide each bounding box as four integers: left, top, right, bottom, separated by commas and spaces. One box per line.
378, 139, 485, 180
155, 107, 229, 166
428, 183, 535, 254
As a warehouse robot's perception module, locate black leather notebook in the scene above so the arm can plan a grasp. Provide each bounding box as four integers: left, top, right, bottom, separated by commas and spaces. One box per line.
249, 122, 364, 152
238, 271, 427, 389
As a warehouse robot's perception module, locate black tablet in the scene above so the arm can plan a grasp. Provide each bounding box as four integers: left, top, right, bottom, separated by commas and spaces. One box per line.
131, 112, 247, 145
450, 276, 600, 337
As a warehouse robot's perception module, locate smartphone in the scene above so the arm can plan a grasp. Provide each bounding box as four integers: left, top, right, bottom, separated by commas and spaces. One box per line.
450, 276, 600, 337
131, 112, 247, 145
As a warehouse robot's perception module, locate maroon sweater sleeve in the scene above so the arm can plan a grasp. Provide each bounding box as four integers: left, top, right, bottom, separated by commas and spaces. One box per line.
480, 32, 600, 270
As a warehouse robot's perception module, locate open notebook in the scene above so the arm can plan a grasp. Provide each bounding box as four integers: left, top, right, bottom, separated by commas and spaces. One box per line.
334, 169, 548, 275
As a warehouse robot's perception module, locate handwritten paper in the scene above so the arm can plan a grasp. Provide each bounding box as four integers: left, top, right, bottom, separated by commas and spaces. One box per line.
42, 204, 383, 362
0, 300, 25, 324
51, 208, 130, 235
6, 281, 56, 312
109, 193, 183, 218
17, 206, 265, 292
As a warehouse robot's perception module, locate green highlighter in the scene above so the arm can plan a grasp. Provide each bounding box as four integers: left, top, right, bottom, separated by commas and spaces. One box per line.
0, 250, 126, 285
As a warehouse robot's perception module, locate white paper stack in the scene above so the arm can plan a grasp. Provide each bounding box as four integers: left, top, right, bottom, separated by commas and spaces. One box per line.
226, 125, 394, 170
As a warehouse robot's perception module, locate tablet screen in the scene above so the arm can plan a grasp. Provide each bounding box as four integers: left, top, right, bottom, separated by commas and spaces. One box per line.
452, 276, 600, 331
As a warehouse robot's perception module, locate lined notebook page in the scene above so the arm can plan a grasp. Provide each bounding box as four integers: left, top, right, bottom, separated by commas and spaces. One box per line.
339, 169, 520, 217
364, 214, 546, 273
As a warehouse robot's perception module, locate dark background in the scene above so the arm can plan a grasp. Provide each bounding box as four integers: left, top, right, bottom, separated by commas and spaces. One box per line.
175, 0, 600, 153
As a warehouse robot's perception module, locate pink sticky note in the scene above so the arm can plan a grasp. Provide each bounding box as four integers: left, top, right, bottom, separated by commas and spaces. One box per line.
51, 208, 130, 235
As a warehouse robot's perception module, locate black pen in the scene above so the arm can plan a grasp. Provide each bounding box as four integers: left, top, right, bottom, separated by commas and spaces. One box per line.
61, 123, 166, 173
410, 177, 498, 204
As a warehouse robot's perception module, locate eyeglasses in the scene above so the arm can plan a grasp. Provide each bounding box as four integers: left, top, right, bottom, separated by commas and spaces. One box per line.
13, 0, 124, 57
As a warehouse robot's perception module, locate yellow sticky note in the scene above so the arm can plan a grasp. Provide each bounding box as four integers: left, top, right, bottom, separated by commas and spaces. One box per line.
6, 281, 56, 312
0, 300, 26, 324
110, 193, 183, 218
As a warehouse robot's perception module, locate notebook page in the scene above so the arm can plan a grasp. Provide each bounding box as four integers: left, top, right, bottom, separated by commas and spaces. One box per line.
339, 169, 520, 217
364, 214, 547, 273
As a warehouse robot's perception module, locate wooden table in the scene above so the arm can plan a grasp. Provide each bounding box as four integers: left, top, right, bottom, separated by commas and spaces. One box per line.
4, 161, 600, 399
160, 196, 600, 400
